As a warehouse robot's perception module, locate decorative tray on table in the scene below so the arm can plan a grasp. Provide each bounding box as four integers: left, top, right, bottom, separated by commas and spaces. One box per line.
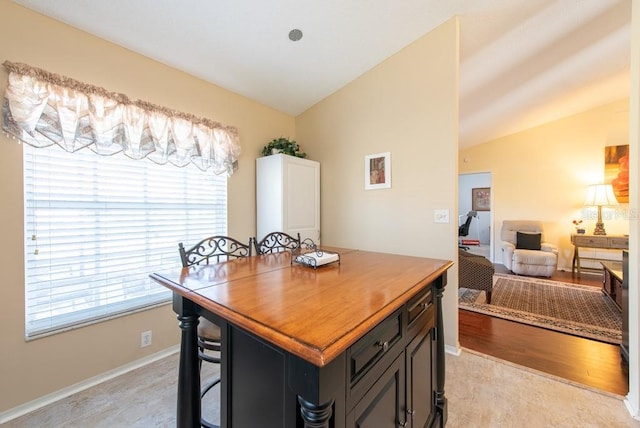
292, 239, 340, 269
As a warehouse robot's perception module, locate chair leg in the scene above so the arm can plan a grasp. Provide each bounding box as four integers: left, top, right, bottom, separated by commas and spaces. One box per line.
198, 339, 221, 428
200, 377, 221, 428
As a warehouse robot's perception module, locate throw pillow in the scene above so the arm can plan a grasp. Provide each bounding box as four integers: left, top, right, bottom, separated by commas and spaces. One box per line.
516, 232, 541, 250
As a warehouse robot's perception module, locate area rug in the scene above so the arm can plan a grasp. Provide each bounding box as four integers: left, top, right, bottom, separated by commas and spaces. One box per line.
459, 273, 622, 344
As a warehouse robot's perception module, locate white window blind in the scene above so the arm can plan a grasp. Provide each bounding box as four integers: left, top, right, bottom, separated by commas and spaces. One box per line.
24, 144, 228, 338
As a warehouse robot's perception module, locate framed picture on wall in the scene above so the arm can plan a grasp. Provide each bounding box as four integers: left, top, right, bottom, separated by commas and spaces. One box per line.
364, 152, 391, 190
472, 187, 490, 211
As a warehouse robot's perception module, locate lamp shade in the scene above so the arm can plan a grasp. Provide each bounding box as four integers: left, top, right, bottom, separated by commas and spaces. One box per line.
584, 184, 619, 207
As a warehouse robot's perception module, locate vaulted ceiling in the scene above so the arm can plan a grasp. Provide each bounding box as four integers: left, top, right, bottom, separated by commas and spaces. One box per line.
12, 0, 631, 148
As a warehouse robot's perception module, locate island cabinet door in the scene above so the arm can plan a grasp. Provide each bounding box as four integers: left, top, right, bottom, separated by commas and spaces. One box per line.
405, 324, 436, 428
346, 353, 406, 427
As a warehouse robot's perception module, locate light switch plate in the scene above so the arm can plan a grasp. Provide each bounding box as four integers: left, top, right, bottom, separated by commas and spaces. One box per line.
434, 209, 449, 224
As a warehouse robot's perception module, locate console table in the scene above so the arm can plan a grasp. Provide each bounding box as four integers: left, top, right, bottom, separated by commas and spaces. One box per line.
150, 247, 452, 428
570, 234, 628, 276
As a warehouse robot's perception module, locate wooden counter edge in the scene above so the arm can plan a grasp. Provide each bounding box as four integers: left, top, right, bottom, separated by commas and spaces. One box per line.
152, 260, 453, 367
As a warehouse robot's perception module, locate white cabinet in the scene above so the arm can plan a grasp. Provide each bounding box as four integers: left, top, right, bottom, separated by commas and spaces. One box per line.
256, 154, 320, 243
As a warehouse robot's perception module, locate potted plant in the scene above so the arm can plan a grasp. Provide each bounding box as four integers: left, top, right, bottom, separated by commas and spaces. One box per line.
261, 137, 307, 158
573, 219, 585, 234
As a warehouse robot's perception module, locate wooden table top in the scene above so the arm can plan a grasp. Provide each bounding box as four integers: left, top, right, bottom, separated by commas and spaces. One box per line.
150, 247, 452, 366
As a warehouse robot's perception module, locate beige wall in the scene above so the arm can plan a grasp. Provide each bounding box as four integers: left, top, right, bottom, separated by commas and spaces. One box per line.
297, 18, 460, 347
460, 99, 631, 270
0, 1, 294, 413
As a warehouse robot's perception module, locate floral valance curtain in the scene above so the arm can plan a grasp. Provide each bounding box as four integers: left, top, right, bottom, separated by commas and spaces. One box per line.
2, 61, 240, 175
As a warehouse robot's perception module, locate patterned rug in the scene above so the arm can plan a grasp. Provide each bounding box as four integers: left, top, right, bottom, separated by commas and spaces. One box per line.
459, 273, 622, 344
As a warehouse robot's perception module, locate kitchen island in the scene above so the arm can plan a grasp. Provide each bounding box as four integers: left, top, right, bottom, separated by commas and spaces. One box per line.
150, 247, 452, 427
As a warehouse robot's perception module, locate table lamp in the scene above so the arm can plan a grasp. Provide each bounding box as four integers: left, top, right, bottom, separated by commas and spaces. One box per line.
584, 184, 619, 235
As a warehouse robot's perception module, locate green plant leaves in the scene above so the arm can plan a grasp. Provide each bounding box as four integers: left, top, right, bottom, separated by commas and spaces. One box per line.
261, 137, 307, 158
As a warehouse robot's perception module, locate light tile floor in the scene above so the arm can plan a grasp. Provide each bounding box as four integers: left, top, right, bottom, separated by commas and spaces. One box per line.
4, 349, 639, 427
447, 349, 640, 428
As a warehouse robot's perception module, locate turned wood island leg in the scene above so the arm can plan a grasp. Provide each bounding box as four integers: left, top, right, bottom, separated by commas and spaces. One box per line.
434, 276, 447, 426
173, 294, 201, 428
298, 396, 334, 428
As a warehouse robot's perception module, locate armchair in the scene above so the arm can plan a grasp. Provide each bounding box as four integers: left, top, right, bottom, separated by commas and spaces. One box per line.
501, 220, 558, 277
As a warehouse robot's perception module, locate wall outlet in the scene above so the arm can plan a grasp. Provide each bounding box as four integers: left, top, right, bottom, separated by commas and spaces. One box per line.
141, 330, 152, 348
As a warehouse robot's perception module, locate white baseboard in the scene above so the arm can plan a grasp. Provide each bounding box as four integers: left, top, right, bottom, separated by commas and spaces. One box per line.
0, 345, 179, 424
624, 396, 640, 421
445, 344, 461, 356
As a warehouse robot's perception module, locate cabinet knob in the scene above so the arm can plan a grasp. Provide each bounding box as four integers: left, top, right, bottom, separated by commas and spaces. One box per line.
407, 409, 416, 416
398, 421, 407, 427
375, 340, 389, 352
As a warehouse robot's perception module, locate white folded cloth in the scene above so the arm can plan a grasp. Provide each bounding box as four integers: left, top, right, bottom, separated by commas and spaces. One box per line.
297, 251, 339, 266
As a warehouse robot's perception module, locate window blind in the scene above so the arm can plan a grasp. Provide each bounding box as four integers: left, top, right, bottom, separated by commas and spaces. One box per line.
24, 144, 228, 338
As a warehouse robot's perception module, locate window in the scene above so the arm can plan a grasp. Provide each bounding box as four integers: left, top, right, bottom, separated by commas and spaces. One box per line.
24, 144, 227, 338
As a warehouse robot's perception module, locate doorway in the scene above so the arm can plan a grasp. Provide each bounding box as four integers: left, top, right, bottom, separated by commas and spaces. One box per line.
458, 172, 492, 261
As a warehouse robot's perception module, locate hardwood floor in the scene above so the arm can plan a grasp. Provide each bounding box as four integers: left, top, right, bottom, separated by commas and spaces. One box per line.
459, 266, 629, 396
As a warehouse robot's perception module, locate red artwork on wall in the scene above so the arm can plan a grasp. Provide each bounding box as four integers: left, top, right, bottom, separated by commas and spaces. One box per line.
605, 144, 629, 203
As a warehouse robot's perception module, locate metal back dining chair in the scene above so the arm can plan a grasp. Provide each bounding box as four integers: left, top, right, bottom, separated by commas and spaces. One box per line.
254, 231, 301, 254
179, 235, 252, 266
178, 235, 253, 428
